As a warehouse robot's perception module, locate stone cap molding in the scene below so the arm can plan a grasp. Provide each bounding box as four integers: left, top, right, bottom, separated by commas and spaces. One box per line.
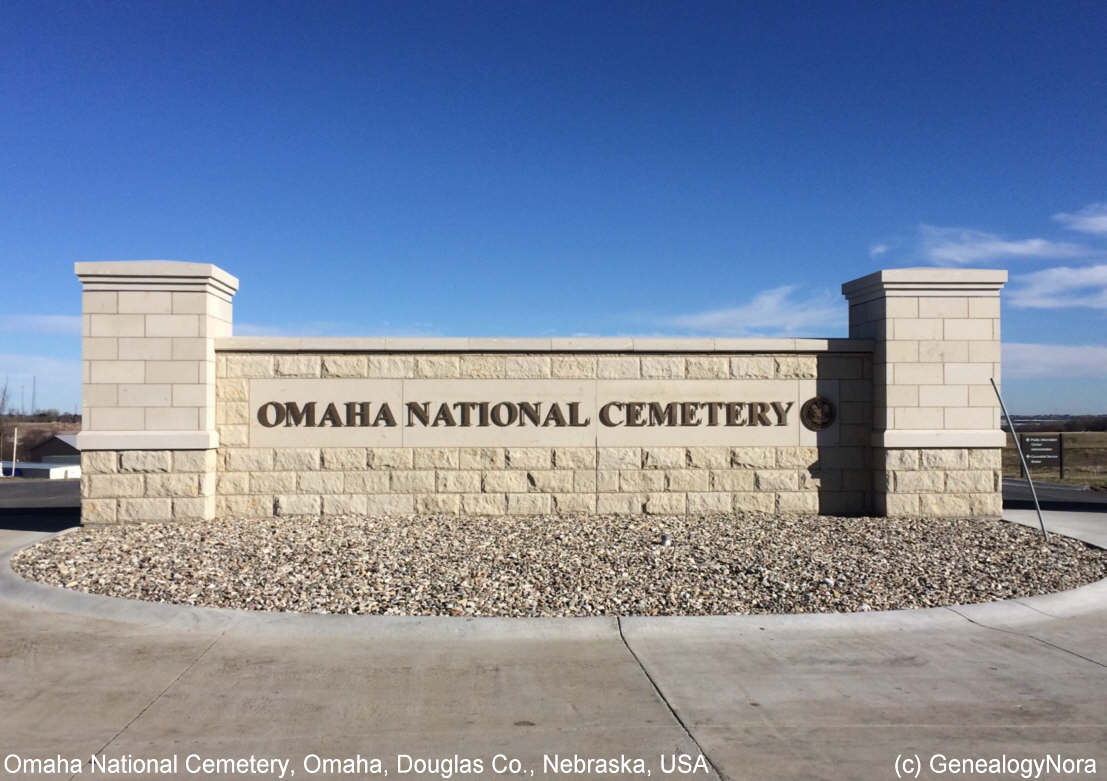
77, 430, 219, 451
215, 337, 874, 354
874, 430, 1007, 448
75, 261, 239, 302
842, 268, 1008, 304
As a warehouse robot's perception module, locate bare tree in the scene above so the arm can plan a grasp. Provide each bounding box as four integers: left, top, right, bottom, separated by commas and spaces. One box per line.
0, 377, 8, 416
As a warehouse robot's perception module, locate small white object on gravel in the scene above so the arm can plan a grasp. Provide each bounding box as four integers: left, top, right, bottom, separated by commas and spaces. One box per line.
12, 513, 1105, 617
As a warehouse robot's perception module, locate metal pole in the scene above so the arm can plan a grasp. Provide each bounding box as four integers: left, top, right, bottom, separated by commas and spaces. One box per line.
4, 427, 15, 479
991, 378, 1047, 541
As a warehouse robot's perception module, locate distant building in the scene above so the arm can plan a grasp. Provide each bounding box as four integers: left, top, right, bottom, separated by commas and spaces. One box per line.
28, 433, 80, 464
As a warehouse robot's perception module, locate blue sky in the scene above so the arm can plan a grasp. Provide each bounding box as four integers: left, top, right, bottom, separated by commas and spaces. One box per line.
2, 1, 1105, 414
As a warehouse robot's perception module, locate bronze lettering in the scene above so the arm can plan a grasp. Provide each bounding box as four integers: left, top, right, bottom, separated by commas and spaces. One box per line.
490, 402, 518, 426
542, 403, 567, 427
345, 401, 370, 427
519, 402, 542, 427
452, 402, 475, 426
599, 401, 623, 426
649, 402, 679, 426
285, 401, 316, 427
432, 403, 457, 427
407, 401, 430, 426
257, 401, 284, 427
319, 402, 343, 427
750, 402, 772, 426
374, 403, 397, 427
771, 401, 794, 426
257, 394, 800, 434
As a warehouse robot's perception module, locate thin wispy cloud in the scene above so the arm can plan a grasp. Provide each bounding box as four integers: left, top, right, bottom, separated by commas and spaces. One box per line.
1007, 264, 1107, 309
1053, 202, 1107, 235
868, 243, 889, 258
0, 314, 82, 335
918, 225, 1088, 265
0, 353, 82, 413
1004, 343, 1107, 379
664, 286, 843, 336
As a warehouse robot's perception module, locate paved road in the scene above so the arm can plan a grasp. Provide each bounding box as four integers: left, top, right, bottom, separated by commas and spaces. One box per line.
0, 479, 79, 533
1003, 477, 1107, 511
0, 477, 79, 508
1, 510, 1104, 779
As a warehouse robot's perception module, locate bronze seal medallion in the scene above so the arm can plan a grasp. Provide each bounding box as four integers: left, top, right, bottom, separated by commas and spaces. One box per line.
800, 396, 835, 431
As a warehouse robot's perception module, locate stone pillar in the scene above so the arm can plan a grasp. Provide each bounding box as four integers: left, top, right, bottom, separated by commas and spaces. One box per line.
75, 261, 238, 523
842, 268, 1007, 517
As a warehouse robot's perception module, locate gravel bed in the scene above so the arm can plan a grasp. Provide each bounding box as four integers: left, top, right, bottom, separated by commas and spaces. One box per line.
12, 513, 1106, 616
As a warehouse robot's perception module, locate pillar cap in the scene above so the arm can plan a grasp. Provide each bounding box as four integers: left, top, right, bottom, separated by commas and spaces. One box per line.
842, 267, 1007, 303
75, 260, 238, 299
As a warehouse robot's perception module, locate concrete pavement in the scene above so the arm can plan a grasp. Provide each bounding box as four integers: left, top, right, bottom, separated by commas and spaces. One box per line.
1005, 506, 1107, 549
1, 513, 1104, 780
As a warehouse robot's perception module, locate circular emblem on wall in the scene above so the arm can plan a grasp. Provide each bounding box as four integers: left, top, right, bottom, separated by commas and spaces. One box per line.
800, 397, 836, 431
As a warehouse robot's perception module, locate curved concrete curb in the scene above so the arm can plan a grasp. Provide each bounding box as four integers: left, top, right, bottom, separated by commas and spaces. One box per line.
3, 517, 1104, 638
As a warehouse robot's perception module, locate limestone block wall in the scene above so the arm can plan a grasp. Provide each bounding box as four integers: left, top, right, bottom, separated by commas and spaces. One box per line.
843, 268, 1008, 518
845, 275, 1002, 434
75, 262, 238, 523
75, 262, 236, 440
878, 448, 1003, 517
79, 450, 217, 523
212, 349, 873, 518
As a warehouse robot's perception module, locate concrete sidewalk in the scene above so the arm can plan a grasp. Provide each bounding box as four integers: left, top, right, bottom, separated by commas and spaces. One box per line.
1005, 506, 1107, 548
1, 514, 1104, 781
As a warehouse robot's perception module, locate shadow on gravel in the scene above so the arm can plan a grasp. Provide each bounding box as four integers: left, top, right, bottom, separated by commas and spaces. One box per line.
0, 507, 81, 533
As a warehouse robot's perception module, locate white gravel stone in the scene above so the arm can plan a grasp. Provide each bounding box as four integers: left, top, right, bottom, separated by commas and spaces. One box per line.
12, 514, 1104, 617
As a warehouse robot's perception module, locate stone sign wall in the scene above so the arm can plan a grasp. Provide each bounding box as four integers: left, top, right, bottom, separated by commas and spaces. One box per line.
74, 262, 1007, 523
211, 346, 871, 518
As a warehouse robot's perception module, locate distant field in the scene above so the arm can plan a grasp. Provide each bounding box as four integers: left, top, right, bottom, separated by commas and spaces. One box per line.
0, 420, 80, 460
